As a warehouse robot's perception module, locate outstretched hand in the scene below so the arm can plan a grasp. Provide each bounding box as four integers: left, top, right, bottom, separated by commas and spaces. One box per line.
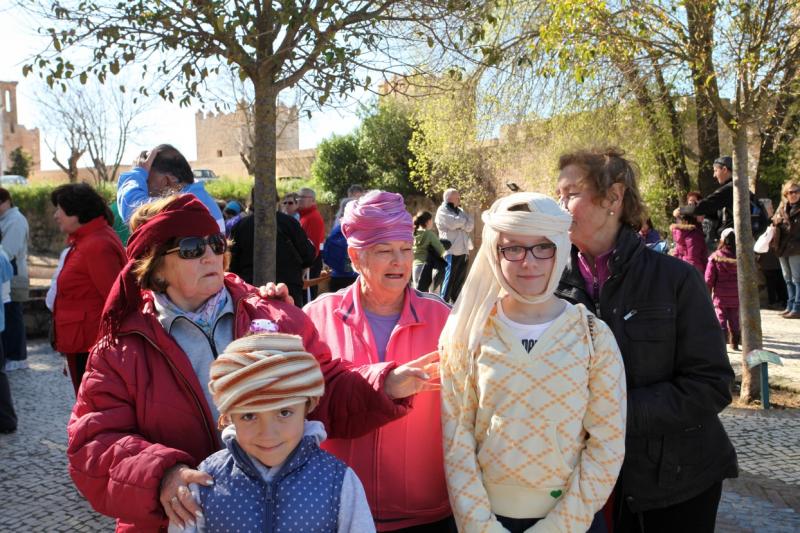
384, 350, 441, 400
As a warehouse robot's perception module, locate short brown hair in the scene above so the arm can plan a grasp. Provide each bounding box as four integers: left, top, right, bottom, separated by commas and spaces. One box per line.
129, 196, 180, 292
558, 147, 646, 229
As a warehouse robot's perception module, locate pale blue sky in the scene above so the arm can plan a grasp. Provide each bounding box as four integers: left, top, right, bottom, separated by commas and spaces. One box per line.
0, 4, 362, 171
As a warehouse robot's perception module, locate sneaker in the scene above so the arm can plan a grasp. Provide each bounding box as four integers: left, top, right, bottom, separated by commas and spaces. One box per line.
4, 360, 27, 372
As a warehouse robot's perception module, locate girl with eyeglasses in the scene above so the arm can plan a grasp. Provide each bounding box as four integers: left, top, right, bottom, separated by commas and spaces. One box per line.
67, 194, 434, 531
440, 192, 626, 533
773, 179, 800, 318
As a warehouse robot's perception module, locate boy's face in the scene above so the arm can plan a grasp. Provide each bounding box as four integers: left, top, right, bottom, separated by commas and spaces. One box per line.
230, 402, 307, 467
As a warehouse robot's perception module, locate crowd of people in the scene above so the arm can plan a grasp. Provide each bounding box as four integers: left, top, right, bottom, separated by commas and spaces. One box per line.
0, 143, 798, 533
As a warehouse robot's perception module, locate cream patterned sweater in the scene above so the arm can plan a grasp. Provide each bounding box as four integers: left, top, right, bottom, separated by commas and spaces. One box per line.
441, 302, 626, 533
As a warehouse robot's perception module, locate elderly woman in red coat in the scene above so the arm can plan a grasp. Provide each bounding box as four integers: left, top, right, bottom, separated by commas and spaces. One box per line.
50, 183, 126, 394
67, 194, 431, 532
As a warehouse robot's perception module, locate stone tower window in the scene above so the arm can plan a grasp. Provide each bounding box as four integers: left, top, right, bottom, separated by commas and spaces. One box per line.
217, 149, 223, 157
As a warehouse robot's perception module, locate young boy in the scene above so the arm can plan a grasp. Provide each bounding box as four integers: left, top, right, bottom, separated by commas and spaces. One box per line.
172, 333, 375, 533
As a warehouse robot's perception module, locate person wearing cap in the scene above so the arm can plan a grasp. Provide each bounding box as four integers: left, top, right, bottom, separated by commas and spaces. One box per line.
67, 194, 433, 532
171, 333, 375, 533
672, 155, 762, 246
304, 190, 453, 532
440, 193, 626, 533
556, 148, 736, 533
222, 200, 243, 237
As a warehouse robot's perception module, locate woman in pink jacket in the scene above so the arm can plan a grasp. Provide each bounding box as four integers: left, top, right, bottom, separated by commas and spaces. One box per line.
304, 190, 453, 532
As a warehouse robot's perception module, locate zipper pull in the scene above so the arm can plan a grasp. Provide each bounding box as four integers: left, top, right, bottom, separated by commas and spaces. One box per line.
623, 309, 638, 321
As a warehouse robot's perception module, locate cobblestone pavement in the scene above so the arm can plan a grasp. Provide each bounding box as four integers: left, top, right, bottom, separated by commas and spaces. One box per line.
727, 309, 800, 393
1, 341, 798, 531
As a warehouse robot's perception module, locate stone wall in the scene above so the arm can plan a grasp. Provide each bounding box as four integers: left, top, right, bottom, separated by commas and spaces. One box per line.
195, 104, 299, 161
0, 80, 41, 173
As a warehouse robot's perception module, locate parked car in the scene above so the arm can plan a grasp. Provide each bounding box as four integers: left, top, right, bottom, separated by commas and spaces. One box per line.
193, 169, 218, 183
0, 175, 29, 186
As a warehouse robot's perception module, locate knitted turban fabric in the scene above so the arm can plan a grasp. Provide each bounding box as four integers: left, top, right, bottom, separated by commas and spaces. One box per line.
340, 190, 413, 249
209, 333, 325, 424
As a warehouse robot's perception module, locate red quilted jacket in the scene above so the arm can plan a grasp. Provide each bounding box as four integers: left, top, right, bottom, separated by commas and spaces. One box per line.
67, 273, 409, 532
53, 216, 126, 354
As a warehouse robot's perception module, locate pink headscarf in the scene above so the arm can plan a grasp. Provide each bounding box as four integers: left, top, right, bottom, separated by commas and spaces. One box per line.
340, 190, 413, 249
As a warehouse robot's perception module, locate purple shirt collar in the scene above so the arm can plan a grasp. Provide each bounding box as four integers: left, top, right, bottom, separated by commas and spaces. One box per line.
577, 248, 614, 301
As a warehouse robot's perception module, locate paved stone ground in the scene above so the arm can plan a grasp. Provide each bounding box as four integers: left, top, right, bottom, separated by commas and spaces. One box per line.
727, 309, 800, 394
1, 341, 798, 531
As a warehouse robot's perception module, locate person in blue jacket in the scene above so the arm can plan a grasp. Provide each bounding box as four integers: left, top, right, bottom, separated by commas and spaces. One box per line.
117, 145, 224, 232
0, 238, 16, 433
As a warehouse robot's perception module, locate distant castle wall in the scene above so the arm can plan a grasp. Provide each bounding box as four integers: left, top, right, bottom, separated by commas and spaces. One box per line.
0, 81, 40, 173
195, 104, 299, 162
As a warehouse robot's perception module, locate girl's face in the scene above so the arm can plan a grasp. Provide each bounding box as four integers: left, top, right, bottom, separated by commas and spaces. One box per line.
497, 233, 556, 298
229, 402, 307, 467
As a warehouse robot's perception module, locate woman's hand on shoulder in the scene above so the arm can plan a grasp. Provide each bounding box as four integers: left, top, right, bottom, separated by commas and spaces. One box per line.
257, 282, 294, 305
160, 463, 212, 529
384, 350, 441, 399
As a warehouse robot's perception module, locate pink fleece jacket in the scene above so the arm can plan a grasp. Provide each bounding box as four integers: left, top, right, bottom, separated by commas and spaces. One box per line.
304, 284, 452, 531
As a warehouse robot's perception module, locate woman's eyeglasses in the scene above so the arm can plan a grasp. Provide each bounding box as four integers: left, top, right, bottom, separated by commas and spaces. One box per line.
788, 189, 800, 195
163, 233, 227, 259
282, 200, 295, 205
498, 243, 557, 262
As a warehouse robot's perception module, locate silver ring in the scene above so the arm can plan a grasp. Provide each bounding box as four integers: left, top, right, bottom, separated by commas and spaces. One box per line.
171, 496, 179, 505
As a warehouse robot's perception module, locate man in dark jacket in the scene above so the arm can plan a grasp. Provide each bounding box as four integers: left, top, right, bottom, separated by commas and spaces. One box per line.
229, 208, 315, 307
556, 226, 738, 529
675, 155, 766, 245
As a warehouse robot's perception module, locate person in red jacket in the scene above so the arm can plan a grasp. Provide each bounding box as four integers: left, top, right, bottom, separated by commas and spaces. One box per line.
51, 183, 126, 394
297, 187, 326, 302
67, 194, 433, 532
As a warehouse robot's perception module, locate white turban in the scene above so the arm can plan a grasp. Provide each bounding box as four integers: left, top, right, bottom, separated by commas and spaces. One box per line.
439, 192, 572, 355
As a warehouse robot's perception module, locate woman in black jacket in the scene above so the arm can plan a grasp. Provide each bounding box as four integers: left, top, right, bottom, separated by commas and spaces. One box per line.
554, 148, 737, 533
773, 179, 800, 318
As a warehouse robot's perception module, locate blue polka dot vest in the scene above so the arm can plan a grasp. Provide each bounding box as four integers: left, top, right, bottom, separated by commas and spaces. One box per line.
198, 434, 347, 532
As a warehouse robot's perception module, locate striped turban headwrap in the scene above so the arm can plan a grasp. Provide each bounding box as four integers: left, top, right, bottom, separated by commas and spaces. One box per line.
209, 333, 325, 426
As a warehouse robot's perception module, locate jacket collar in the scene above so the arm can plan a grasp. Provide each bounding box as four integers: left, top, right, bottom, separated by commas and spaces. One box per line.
226, 430, 321, 483
334, 281, 423, 329
68, 215, 110, 245
298, 205, 319, 217
560, 226, 645, 297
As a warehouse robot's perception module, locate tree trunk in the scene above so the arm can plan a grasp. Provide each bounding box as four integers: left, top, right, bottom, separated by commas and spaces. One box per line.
252, 76, 279, 286
732, 125, 762, 403
686, 0, 721, 196
755, 70, 800, 196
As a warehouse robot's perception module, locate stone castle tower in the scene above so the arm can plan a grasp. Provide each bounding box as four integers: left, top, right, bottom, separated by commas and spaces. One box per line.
195, 102, 299, 161
0, 81, 40, 173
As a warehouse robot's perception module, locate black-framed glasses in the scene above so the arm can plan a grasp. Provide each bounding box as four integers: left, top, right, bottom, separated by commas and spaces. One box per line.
163, 233, 227, 259
788, 189, 800, 195
498, 243, 557, 262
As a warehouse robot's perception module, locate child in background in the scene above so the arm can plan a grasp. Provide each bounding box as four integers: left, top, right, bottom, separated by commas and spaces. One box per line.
671, 213, 708, 274
705, 228, 740, 351
172, 333, 374, 533
440, 193, 626, 533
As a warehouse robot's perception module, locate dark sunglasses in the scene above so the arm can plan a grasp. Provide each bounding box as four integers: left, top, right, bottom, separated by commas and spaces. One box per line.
282, 200, 296, 205
163, 233, 227, 259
